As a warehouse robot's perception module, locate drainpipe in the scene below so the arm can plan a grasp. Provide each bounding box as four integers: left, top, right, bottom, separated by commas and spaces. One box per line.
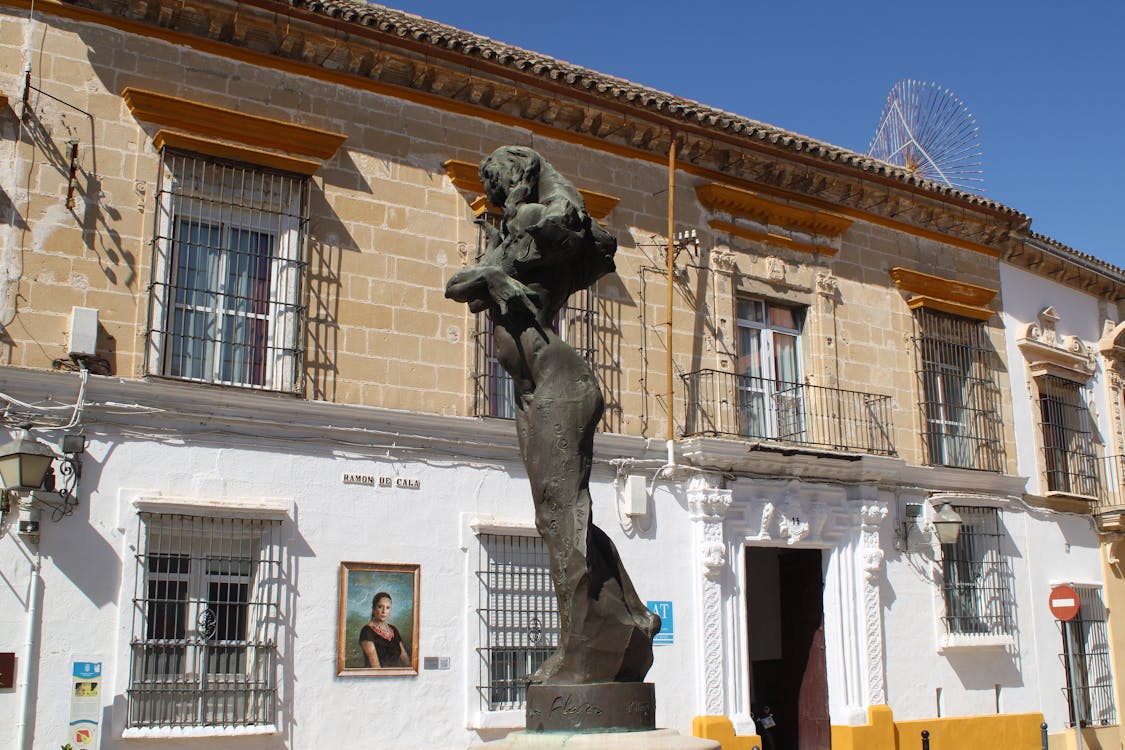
666, 132, 677, 469
15, 541, 42, 750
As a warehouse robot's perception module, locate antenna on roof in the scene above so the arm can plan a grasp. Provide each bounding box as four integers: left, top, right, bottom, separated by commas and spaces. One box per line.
868, 79, 984, 194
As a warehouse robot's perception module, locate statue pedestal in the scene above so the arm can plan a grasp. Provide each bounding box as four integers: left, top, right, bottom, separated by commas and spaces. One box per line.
484, 684, 718, 750
484, 729, 719, 750
526, 683, 655, 732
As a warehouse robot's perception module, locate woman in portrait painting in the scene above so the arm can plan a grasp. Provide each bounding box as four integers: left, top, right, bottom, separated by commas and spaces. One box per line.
359, 592, 410, 668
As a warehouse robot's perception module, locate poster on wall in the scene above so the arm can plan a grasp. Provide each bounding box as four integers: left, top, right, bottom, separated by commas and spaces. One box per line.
337, 562, 420, 676
69, 660, 102, 748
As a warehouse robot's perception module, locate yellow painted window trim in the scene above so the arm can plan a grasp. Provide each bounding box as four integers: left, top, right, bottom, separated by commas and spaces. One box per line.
889, 266, 998, 306
906, 296, 994, 321
123, 87, 347, 161
0, 93, 8, 109
442, 158, 620, 220
696, 181, 853, 237
153, 131, 322, 176
709, 219, 838, 256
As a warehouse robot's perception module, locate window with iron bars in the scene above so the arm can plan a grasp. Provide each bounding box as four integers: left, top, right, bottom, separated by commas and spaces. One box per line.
127, 513, 284, 729
476, 533, 559, 711
1061, 586, 1117, 727
1039, 375, 1100, 497
940, 506, 1015, 637
471, 216, 599, 418
912, 308, 1004, 472
145, 150, 310, 392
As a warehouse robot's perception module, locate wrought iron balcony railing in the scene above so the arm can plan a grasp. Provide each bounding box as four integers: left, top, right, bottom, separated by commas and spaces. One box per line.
1093, 454, 1125, 521
681, 369, 896, 456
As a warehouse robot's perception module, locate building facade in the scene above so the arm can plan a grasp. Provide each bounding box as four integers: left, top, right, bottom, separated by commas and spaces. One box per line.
0, 1, 1122, 749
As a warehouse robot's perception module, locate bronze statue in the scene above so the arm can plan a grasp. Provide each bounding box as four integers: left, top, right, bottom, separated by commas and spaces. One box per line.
446, 146, 659, 686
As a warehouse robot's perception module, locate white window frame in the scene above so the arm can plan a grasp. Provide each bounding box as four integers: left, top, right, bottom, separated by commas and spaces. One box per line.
147, 151, 305, 392
735, 297, 804, 440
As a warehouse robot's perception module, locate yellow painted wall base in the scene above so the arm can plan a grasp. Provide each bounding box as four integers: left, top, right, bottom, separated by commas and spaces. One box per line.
832, 705, 896, 750
692, 716, 761, 750
1049, 725, 1121, 750
695, 706, 1046, 750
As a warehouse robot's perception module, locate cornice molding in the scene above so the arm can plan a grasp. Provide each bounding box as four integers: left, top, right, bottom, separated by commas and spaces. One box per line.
696, 182, 852, 237
1017, 306, 1097, 381
0, 366, 666, 467
122, 87, 347, 161
905, 296, 994, 322
708, 219, 837, 256
152, 131, 322, 175
1099, 320, 1125, 363
890, 267, 997, 321
442, 159, 620, 220
679, 436, 1029, 496
12, 0, 1028, 260
889, 267, 997, 306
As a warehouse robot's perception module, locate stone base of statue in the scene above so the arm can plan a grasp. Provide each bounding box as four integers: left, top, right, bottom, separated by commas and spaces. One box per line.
485, 729, 719, 750
480, 683, 719, 750
526, 683, 656, 732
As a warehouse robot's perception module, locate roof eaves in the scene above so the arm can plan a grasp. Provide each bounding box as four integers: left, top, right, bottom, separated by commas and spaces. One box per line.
261, 1, 1024, 218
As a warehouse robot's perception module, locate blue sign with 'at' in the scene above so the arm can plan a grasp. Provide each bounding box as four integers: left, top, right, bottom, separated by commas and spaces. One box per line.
647, 601, 674, 645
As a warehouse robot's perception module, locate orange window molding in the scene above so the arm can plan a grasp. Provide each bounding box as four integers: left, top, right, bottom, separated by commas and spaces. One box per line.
890, 266, 998, 321
696, 181, 852, 237
443, 158, 620, 220
123, 87, 346, 169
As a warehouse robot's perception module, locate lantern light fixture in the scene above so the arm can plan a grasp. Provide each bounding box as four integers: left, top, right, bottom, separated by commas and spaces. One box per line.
0, 425, 85, 529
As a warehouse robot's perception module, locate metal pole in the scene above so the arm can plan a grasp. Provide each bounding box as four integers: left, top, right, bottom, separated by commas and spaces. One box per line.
665, 132, 676, 449
1041, 721, 1049, 750
921, 729, 930, 750
1065, 619, 1085, 750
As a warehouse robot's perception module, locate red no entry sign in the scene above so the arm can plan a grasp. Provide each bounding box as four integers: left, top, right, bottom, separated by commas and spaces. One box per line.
1049, 584, 1080, 621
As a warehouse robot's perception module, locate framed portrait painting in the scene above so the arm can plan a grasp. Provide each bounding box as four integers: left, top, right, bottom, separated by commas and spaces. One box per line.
337, 562, 420, 676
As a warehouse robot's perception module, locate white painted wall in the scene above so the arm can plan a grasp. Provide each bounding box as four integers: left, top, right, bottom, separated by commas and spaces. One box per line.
0, 421, 702, 750
999, 262, 1111, 496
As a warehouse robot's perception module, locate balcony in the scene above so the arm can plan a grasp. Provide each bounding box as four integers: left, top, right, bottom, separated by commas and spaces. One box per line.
1093, 454, 1125, 528
681, 369, 896, 456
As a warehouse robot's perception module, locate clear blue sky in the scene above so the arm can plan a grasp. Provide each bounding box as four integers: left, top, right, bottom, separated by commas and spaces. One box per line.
399, 1, 1124, 268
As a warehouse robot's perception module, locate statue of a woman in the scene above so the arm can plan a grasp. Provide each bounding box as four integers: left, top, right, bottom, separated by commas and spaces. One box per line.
446, 146, 659, 685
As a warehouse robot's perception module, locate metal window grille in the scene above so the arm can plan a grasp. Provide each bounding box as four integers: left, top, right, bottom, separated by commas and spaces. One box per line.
127, 513, 284, 729
940, 506, 1015, 636
913, 309, 1004, 471
145, 150, 310, 392
1039, 375, 1100, 497
476, 533, 558, 711
1061, 586, 1117, 726
471, 218, 599, 418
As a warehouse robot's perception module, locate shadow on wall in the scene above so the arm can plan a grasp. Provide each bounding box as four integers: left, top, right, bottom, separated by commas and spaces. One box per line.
305, 187, 359, 402
22, 90, 134, 291
595, 289, 625, 434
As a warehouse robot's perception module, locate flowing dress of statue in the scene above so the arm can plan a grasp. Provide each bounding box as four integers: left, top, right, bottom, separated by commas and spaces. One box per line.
446, 146, 660, 685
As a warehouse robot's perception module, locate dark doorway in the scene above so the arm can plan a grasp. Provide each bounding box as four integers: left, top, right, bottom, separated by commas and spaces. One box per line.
746, 546, 831, 750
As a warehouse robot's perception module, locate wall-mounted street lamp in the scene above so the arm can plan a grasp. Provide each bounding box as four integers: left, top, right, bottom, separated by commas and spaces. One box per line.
897, 499, 964, 549
930, 501, 964, 546
0, 427, 56, 492
0, 426, 85, 537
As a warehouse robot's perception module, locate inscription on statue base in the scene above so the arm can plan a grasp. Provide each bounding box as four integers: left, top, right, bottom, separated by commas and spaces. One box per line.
525, 682, 656, 733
